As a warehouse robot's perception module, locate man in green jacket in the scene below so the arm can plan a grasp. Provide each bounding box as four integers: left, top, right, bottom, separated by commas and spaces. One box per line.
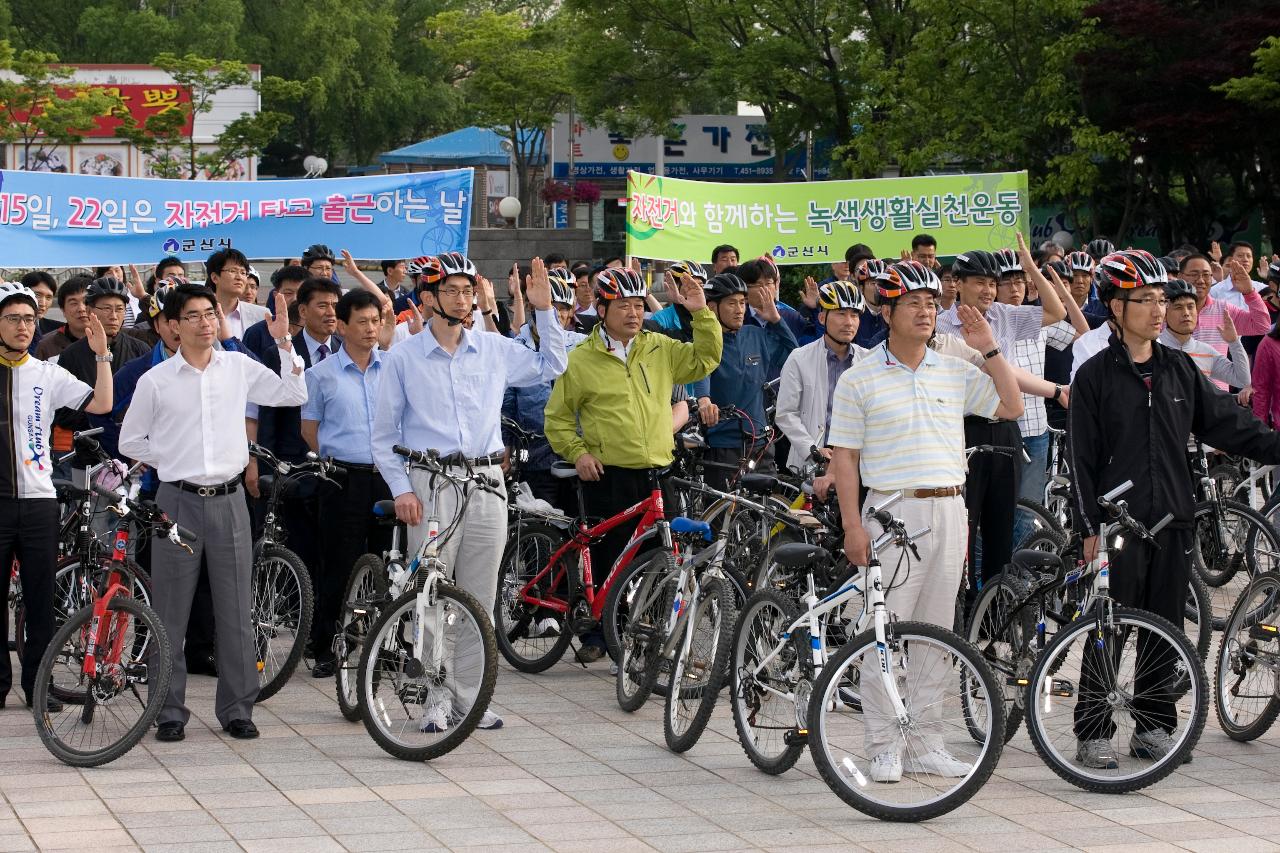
545, 267, 722, 661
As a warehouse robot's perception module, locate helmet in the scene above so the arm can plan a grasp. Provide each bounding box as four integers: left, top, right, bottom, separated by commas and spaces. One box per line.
1164, 278, 1196, 302
1156, 255, 1179, 276
1268, 260, 1280, 286
436, 252, 478, 285
301, 244, 336, 265
1066, 251, 1095, 274
546, 267, 575, 307
594, 267, 648, 301
816, 281, 865, 312
669, 260, 708, 283
85, 276, 129, 305
0, 282, 38, 313
951, 250, 1002, 280
408, 256, 445, 288
147, 283, 183, 320
246, 266, 261, 284
703, 272, 749, 302
886, 260, 942, 298
1041, 259, 1070, 280
995, 248, 1023, 277
1084, 238, 1115, 262
1096, 250, 1167, 302
855, 258, 892, 285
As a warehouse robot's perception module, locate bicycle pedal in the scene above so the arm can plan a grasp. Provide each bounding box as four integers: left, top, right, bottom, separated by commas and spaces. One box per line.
1249, 624, 1280, 642
1044, 677, 1074, 698
783, 728, 808, 746
1006, 677, 1031, 688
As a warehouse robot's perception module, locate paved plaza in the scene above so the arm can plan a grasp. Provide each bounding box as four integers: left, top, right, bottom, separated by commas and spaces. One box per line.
2, 656, 1279, 853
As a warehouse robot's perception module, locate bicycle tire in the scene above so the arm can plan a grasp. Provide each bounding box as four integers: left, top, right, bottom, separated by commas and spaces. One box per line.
965, 570, 1035, 743
664, 576, 736, 753
1015, 498, 1066, 550
252, 543, 314, 702
1184, 567, 1212, 662
807, 620, 1005, 822
730, 589, 806, 774
1215, 572, 1280, 741
33, 597, 172, 767
1024, 606, 1206, 793
494, 521, 573, 673
16, 555, 152, 664
612, 552, 676, 712
335, 554, 389, 722
1195, 499, 1280, 630
356, 584, 498, 762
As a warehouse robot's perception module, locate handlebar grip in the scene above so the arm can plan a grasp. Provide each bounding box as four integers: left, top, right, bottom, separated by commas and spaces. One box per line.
75, 436, 102, 453
1101, 480, 1134, 503
175, 524, 198, 542
1149, 513, 1175, 537
73, 427, 104, 439
393, 445, 412, 459
91, 482, 122, 503
871, 508, 894, 528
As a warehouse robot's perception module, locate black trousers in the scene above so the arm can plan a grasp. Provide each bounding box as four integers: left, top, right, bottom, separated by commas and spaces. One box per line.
0, 498, 58, 700
1074, 526, 1192, 739
312, 467, 392, 662
964, 418, 1021, 592
578, 466, 659, 651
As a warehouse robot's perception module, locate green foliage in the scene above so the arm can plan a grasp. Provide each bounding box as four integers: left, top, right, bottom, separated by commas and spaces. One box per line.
0, 49, 128, 163
1217, 36, 1280, 111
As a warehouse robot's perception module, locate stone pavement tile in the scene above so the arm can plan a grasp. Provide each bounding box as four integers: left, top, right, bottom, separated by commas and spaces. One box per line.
641, 830, 755, 853
3, 784, 97, 803
102, 793, 202, 813
706, 810, 816, 833
299, 799, 402, 820
831, 822, 946, 844
179, 775, 279, 796
116, 810, 219, 829
141, 843, 243, 853
1051, 825, 1166, 847
501, 805, 610, 826
1139, 820, 1248, 843
943, 829, 1066, 852
552, 774, 649, 792
20, 814, 124, 834
431, 823, 539, 848
1012, 808, 1119, 833
724, 826, 850, 848
1092, 803, 1214, 826
27, 828, 136, 849
164, 762, 262, 781
682, 795, 779, 817
314, 814, 421, 835
403, 805, 513, 833
206, 804, 312, 824
223, 818, 328, 841
479, 792, 582, 811
238, 837, 346, 853
1081, 843, 1185, 853
13, 798, 108, 818
196, 789, 291, 809
860, 836, 973, 853
1145, 785, 1250, 805
590, 800, 699, 821
1180, 800, 1280, 819
285, 785, 383, 805
523, 820, 633, 843
127, 823, 233, 845
1222, 816, 1280, 834
1180, 839, 1280, 853
457, 778, 558, 796
94, 781, 200, 800
0, 835, 33, 853
547, 840, 659, 853
372, 782, 469, 800
335, 831, 447, 852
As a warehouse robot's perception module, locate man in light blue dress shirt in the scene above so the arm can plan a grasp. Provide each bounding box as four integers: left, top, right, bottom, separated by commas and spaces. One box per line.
372, 255, 567, 730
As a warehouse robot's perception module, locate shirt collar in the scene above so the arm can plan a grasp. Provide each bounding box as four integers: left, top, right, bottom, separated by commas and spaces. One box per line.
824, 338, 853, 364
174, 346, 224, 372
336, 344, 381, 370
303, 329, 332, 354
877, 341, 939, 370
419, 323, 478, 357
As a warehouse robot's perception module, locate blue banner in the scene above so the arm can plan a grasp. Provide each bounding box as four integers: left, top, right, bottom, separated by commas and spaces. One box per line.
0, 169, 473, 267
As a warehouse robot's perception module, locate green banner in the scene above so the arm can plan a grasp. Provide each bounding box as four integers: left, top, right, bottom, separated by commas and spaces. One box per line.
626, 170, 1030, 265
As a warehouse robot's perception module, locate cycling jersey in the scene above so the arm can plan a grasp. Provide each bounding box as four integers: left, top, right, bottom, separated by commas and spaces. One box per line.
0, 353, 93, 499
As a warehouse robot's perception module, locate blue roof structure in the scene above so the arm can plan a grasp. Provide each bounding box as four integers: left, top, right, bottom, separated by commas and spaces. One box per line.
379, 126, 545, 167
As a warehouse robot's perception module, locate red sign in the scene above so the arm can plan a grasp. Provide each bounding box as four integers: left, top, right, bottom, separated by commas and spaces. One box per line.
7, 84, 195, 138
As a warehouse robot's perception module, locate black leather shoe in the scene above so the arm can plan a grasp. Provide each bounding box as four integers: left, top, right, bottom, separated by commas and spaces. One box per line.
223, 719, 259, 739
312, 660, 335, 679
186, 653, 218, 677
156, 722, 185, 742
24, 695, 63, 713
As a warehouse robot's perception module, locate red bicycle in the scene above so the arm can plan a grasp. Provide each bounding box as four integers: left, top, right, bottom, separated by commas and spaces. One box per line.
495, 463, 677, 672
32, 484, 194, 767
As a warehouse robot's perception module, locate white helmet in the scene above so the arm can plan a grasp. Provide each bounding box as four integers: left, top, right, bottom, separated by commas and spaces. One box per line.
0, 282, 38, 312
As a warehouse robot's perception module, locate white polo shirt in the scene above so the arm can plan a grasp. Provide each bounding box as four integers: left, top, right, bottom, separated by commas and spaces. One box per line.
1, 354, 93, 499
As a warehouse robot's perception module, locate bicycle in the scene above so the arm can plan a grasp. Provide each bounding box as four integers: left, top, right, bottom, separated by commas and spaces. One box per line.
355, 446, 499, 761
333, 498, 400, 722
32, 484, 195, 767
1021, 481, 1207, 792
754, 491, 1006, 822
1214, 570, 1280, 741
248, 442, 328, 701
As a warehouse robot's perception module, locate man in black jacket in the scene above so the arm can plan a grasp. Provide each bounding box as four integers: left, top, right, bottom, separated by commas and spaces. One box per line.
1071, 249, 1280, 770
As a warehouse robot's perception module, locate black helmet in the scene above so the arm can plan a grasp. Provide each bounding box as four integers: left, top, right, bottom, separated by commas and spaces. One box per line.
1084, 238, 1115, 262
1164, 278, 1196, 302
951, 250, 1002, 280
85, 276, 129, 305
1041, 259, 1070, 280
302, 244, 336, 265
995, 248, 1023, 277
703, 272, 748, 302
1156, 255, 1179, 275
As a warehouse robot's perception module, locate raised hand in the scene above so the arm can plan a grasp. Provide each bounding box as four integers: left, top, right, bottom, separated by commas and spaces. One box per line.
525, 257, 553, 310
756, 282, 782, 323
957, 303, 996, 353
1209, 241, 1223, 263
85, 313, 109, 356
127, 263, 147, 298
407, 300, 424, 335
267, 290, 290, 341
1228, 258, 1252, 293
802, 276, 819, 310
681, 273, 707, 312
1221, 308, 1239, 343
377, 301, 395, 349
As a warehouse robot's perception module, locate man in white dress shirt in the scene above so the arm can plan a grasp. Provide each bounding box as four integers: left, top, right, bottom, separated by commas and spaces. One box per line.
206, 248, 269, 339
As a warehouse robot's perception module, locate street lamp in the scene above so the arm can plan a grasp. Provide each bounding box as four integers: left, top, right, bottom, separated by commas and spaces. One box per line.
498, 196, 522, 228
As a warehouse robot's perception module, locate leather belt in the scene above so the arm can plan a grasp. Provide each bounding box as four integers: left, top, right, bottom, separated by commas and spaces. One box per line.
911, 485, 963, 499
167, 478, 240, 497
338, 461, 377, 471
458, 453, 503, 468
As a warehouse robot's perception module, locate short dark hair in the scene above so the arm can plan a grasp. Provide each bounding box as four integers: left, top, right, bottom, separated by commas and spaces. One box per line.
737, 259, 774, 285
56, 274, 93, 309
602, 255, 623, 268
844, 243, 875, 266
380, 259, 402, 275
271, 265, 310, 289
206, 248, 249, 278
570, 262, 591, 279
21, 270, 56, 294
911, 234, 937, 251
544, 252, 567, 267
711, 245, 739, 264
1179, 253, 1211, 272
336, 288, 382, 323
297, 277, 342, 305
92, 265, 120, 278
1227, 241, 1254, 257
156, 256, 184, 275
162, 284, 217, 321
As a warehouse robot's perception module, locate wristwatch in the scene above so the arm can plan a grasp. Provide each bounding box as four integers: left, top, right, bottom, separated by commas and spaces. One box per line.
273, 334, 291, 347
94, 351, 113, 363
1053, 383, 1064, 403
983, 347, 1002, 360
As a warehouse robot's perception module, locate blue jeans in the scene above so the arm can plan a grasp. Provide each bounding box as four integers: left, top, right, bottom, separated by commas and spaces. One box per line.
1013, 430, 1050, 548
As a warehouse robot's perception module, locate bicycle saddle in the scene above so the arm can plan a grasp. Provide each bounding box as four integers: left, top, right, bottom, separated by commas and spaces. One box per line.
771, 542, 833, 570
738, 473, 781, 496
1010, 548, 1062, 574
671, 516, 713, 542
550, 461, 579, 480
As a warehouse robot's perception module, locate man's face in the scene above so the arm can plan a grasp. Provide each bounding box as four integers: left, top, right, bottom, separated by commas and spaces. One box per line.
211, 262, 247, 300
0, 302, 36, 351
830, 261, 849, 281
1112, 286, 1166, 342
882, 291, 937, 342
555, 304, 576, 329
156, 262, 185, 282
549, 260, 569, 271
957, 274, 998, 312
177, 296, 219, 350
1166, 296, 1198, 335
600, 296, 646, 339
387, 261, 407, 284
912, 244, 937, 268
30, 284, 54, 318
305, 259, 335, 279
713, 251, 738, 273
1182, 258, 1214, 302
298, 291, 339, 337
244, 278, 260, 304
746, 278, 774, 312
62, 291, 89, 334
433, 274, 476, 321
996, 275, 1026, 307
339, 305, 382, 351
940, 272, 958, 303
155, 316, 182, 352
821, 307, 860, 343
1070, 271, 1092, 303
276, 278, 303, 305
713, 294, 748, 331
574, 275, 591, 307
90, 295, 127, 337
1230, 246, 1254, 274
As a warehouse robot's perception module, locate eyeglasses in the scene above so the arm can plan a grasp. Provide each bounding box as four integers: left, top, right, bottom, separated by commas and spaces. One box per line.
1183, 271, 1214, 280
1127, 296, 1168, 308
180, 310, 219, 324
0, 314, 37, 327
439, 287, 475, 299
219, 267, 248, 277
93, 304, 127, 316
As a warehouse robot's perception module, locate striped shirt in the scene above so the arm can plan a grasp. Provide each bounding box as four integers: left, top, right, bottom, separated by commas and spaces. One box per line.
1012, 321, 1076, 438
1193, 292, 1270, 358
936, 302, 1042, 354
831, 342, 1000, 490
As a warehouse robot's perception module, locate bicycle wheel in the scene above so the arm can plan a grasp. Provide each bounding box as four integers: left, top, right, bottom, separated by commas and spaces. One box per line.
494, 521, 572, 672
730, 589, 807, 774
335, 554, 389, 722
33, 597, 172, 767
1024, 606, 1206, 793
965, 571, 1035, 743
1183, 568, 1212, 662
1215, 572, 1280, 741
252, 544, 314, 702
16, 556, 152, 665
1195, 500, 1280, 630
611, 552, 675, 712
1015, 498, 1066, 550
356, 584, 498, 761
664, 576, 736, 753
807, 620, 1004, 822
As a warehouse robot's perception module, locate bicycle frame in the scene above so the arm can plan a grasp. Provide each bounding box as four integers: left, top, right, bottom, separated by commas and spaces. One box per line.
81, 521, 138, 676
657, 533, 729, 661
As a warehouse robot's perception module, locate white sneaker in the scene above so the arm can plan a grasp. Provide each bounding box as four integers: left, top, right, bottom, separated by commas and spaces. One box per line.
869, 750, 903, 783
609, 661, 619, 676
904, 748, 971, 778
420, 698, 453, 733
476, 710, 504, 730
534, 618, 560, 638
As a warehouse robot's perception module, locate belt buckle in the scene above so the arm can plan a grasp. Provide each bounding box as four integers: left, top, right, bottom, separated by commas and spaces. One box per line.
198, 485, 215, 497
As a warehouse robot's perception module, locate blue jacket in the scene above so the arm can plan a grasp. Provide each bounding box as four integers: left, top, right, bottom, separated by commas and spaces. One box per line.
704, 320, 798, 448
744, 302, 813, 353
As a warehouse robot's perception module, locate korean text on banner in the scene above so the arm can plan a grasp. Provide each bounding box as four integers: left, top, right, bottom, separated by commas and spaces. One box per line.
625, 170, 1030, 264
0, 169, 473, 267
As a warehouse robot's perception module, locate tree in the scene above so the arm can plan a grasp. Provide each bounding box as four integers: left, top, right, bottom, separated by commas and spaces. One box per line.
116, 52, 297, 179
75, 0, 247, 64
427, 8, 572, 223
1217, 36, 1280, 248
0, 49, 127, 170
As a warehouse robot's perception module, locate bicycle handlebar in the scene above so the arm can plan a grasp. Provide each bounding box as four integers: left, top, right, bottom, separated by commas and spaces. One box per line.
392, 446, 503, 491
90, 482, 198, 543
